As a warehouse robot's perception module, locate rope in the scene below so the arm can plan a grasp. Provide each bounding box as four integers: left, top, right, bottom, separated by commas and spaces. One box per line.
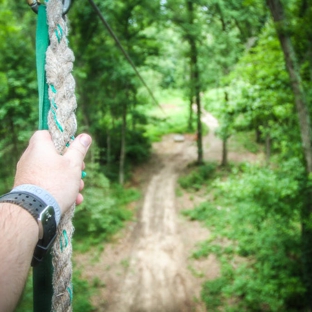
45, 0, 77, 310
33, 6, 54, 311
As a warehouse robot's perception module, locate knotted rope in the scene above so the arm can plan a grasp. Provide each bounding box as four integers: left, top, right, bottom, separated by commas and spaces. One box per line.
45, 0, 77, 310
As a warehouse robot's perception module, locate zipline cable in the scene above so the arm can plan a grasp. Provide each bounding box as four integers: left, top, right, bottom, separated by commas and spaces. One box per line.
87, 0, 165, 113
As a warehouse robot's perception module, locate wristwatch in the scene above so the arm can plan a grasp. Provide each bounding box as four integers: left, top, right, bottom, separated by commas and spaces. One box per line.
0, 191, 57, 266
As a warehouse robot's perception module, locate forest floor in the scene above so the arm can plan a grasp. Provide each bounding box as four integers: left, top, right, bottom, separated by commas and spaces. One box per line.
75, 107, 260, 312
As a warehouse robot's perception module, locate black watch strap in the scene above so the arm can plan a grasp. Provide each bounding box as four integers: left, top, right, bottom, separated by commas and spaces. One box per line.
0, 191, 57, 266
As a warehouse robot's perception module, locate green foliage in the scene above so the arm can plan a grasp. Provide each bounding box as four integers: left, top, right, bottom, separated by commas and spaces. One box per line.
74, 152, 139, 250
145, 115, 191, 142
230, 132, 260, 154
201, 277, 226, 311
144, 89, 199, 142
15, 273, 33, 312
178, 162, 217, 191
16, 270, 94, 312
72, 270, 95, 311
0, 1, 37, 185
184, 159, 306, 311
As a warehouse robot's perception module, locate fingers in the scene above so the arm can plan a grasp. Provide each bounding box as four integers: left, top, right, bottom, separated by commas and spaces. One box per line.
79, 179, 84, 191
64, 134, 92, 166
76, 193, 84, 205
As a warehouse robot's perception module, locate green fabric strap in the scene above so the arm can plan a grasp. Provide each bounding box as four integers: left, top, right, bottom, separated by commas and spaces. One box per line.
36, 5, 50, 130
33, 5, 53, 312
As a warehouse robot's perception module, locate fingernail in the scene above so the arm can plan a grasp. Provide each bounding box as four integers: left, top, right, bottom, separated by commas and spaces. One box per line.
79, 134, 91, 148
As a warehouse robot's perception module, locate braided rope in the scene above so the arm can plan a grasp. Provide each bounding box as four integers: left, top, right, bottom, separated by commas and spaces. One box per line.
45, 0, 77, 310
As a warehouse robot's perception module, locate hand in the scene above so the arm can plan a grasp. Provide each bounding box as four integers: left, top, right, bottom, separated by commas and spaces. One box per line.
13, 130, 92, 215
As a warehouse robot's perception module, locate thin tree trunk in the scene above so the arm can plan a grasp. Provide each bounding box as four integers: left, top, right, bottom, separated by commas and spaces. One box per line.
188, 96, 193, 131
221, 138, 227, 167
221, 91, 230, 167
10, 117, 18, 167
265, 133, 271, 165
132, 100, 136, 131
188, 61, 194, 132
195, 90, 203, 164
106, 129, 111, 172
187, 0, 203, 164
256, 128, 262, 143
119, 102, 127, 185
268, 0, 312, 308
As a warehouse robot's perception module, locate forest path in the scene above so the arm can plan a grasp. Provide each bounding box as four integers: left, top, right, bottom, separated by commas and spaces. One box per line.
75, 109, 258, 311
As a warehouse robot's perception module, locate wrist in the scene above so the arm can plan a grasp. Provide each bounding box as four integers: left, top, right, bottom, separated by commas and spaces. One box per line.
0, 202, 38, 264
0, 189, 58, 266
0, 203, 38, 311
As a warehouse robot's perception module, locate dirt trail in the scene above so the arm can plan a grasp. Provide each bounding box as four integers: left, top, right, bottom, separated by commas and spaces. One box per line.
75, 111, 259, 311
109, 131, 203, 312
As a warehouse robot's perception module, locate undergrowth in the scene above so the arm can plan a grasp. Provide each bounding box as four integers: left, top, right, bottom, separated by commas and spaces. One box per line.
74, 159, 140, 251
182, 159, 306, 311
178, 162, 218, 191
16, 269, 95, 312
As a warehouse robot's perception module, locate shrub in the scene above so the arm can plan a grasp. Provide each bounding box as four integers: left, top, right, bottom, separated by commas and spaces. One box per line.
178, 162, 217, 190
74, 157, 139, 249
184, 159, 306, 311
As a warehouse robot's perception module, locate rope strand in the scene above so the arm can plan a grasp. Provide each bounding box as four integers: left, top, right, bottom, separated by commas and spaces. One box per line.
45, 0, 77, 310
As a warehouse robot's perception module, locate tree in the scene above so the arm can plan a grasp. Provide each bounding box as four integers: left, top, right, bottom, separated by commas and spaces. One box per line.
165, 0, 206, 164
0, 1, 37, 191
70, 0, 159, 183
268, 0, 312, 307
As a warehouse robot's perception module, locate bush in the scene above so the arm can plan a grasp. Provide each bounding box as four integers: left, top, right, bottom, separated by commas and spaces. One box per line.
16, 270, 95, 312
178, 162, 217, 190
184, 159, 306, 311
74, 157, 139, 249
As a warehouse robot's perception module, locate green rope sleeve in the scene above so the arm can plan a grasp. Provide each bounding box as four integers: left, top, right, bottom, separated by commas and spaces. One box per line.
36, 5, 49, 131
33, 5, 53, 312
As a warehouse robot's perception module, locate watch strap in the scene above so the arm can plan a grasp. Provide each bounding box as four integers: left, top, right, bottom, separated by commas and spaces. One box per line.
11, 184, 61, 225
32, 206, 57, 266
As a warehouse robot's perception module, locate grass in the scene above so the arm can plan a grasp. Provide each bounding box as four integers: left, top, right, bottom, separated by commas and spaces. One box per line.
229, 131, 260, 154
144, 89, 197, 142
178, 162, 218, 191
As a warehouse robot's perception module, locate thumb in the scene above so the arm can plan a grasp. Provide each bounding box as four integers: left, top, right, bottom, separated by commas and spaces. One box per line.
64, 134, 92, 165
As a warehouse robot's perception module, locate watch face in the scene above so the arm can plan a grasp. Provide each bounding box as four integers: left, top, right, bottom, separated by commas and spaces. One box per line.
38, 206, 55, 239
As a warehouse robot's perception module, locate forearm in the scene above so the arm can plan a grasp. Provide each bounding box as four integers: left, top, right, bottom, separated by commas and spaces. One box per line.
0, 203, 38, 312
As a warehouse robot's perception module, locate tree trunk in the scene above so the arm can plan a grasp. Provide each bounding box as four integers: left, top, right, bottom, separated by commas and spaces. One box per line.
188, 95, 193, 131
10, 117, 18, 167
187, 0, 203, 164
188, 60, 194, 132
119, 103, 127, 185
265, 132, 271, 165
106, 129, 111, 172
268, 0, 312, 308
221, 138, 227, 167
256, 127, 262, 143
221, 91, 229, 167
195, 90, 203, 164
267, 0, 312, 172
